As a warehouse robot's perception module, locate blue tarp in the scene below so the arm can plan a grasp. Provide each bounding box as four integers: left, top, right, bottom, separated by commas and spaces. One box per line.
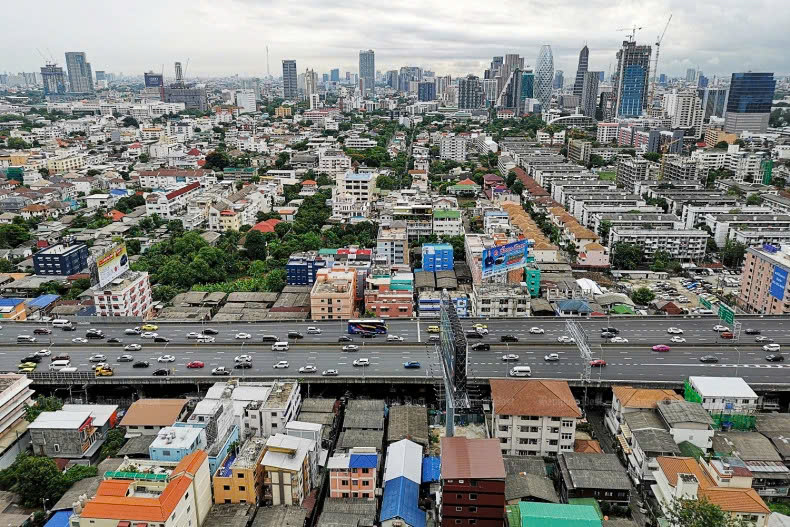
380, 476, 426, 527
26, 294, 60, 309
555, 299, 593, 314
349, 453, 377, 469
44, 510, 73, 527
422, 456, 441, 483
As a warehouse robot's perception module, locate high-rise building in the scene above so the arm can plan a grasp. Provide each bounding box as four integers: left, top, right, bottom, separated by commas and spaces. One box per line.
665, 91, 704, 137
417, 81, 436, 102
40, 64, 66, 96
521, 71, 534, 100
553, 70, 564, 90
698, 87, 729, 120
385, 70, 398, 89
359, 50, 375, 95
304, 69, 319, 100
457, 75, 485, 110
612, 40, 651, 117
659, 73, 667, 84
330, 68, 340, 82
572, 45, 589, 97
485, 56, 504, 79
581, 71, 600, 118
482, 79, 498, 104
535, 45, 554, 111
282, 60, 297, 99
503, 54, 525, 73
686, 68, 697, 82
95, 71, 106, 82
64, 52, 94, 94
435, 75, 451, 99
174, 61, 184, 85
497, 68, 523, 110
322, 73, 328, 82
235, 89, 256, 114
698, 74, 709, 88
724, 72, 776, 134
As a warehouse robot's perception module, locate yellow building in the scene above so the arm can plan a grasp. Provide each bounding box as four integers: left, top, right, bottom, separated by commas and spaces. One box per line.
219, 209, 241, 232
212, 438, 266, 505
274, 106, 292, 118
47, 155, 85, 173
705, 127, 738, 148
0, 298, 26, 321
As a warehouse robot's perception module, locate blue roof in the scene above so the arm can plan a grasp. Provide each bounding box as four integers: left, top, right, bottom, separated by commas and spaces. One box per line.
109, 189, 129, 196
422, 456, 441, 483
26, 294, 60, 309
0, 298, 24, 307
555, 299, 592, 313
44, 510, 73, 527
381, 476, 426, 527
344, 172, 374, 182
218, 453, 235, 477
349, 453, 378, 469
422, 243, 453, 250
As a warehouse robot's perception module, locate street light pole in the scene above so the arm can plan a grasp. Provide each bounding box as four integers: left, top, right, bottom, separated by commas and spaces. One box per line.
735, 347, 741, 377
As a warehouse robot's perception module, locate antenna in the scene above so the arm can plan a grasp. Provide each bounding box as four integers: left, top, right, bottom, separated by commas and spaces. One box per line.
183, 58, 190, 79
648, 14, 672, 108
266, 46, 270, 77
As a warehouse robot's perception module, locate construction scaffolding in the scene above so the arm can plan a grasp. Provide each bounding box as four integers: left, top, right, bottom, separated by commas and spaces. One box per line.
437, 289, 470, 437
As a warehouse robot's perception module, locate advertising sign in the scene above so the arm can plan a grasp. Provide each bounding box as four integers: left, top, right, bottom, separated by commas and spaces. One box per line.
97, 245, 129, 288
481, 240, 529, 279
144, 73, 164, 88
770, 266, 789, 300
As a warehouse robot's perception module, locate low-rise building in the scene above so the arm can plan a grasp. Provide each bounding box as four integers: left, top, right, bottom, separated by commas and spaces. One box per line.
32, 244, 89, 276
376, 221, 410, 266
29, 410, 103, 460
120, 398, 190, 437
310, 267, 357, 320
93, 270, 153, 318
606, 386, 683, 435
213, 437, 266, 504
609, 227, 707, 262
655, 399, 714, 451
327, 447, 379, 499
261, 433, 318, 506
149, 426, 207, 461
557, 453, 631, 504
685, 376, 758, 429
471, 283, 530, 317
440, 136, 467, 162
381, 439, 425, 527
422, 243, 453, 271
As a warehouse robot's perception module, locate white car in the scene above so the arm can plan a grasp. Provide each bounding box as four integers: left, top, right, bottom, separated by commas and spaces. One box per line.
35, 349, 51, 357
196, 336, 215, 343
544, 353, 560, 362
529, 327, 545, 334
501, 354, 520, 361
158, 355, 175, 362
353, 358, 370, 367
89, 354, 107, 362
342, 345, 359, 352
387, 335, 404, 342
125, 344, 142, 351
610, 337, 629, 344
667, 327, 684, 334
299, 365, 317, 374
125, 328, 141, 335
763, 343, 781, 352
322, 369, 339, 376
306, 327, 321, 334
472, 326, 489, 335
235, 354, 252, 363
713, 325, 730, 332
670, 336, 687, 343
72, 337, 88, 343
273, 361, 290, 369
557, 336, 576, 343
186, 332, 201, 339
235, 332, 251, 340
141, 332, 158, 339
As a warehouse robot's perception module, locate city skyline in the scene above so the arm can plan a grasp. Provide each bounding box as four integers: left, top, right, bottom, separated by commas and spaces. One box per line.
3, 0, 787, 80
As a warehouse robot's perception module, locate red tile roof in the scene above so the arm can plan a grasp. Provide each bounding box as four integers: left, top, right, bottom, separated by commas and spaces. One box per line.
186, 148, 201, 156
250, 218, 281, 233
301, 179, 317, 186
491, 379, 582, 418
457, 178, 477, 185
441, 437, 505, 480
107, 209, 126, 222
165, 181, 201, 201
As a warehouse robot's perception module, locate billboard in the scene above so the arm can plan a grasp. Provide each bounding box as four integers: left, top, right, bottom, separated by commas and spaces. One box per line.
770, 266, 788, 300
144, 73, 164, 88
96, 245, 129, 288
481, 240, 530, 279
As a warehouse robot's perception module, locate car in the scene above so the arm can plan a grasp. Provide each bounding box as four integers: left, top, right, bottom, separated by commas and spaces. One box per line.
89, 354, 107, 362
18, 362, 37, 372
125, 328, 141, 335
465, 331, 484, 339
652, 345, 671, 352
108, 337, 123, 344
33, 328, 52, 335
299, 365, 317, 374
34, 349, 51, 357
699, 355, 719, 363
500, 335, 519, 343
766, 354, 785, 362
713, 325, 730, 332
403, 361, 421, 369
21, 355, 41, 364
387, 335, 404, 342
719, 332, 735, 340
471, 326, 488, 335
471, 343, 491, 351
16, 335, 36, 343
601, 327, 619, 334
141, 332, 158, 339
211, 367, 231, 376
187, 332, 201, 339
756, 336, 774, 343
745, 328, 761, 335
557, 336, 575, 343
118, 354, 134, 362
187, 361, 205, 368
322, 369, 339, 376
273, 361, 290, 369
501, 354, 520, 361
235, 333, 252, 340
142, 324, 159, 331
427, 335, 440, 343
338, 336, 353, 342
670, 336, 687, 343
353, 358, 371, 367
763, 343, 781, 352
472, 323, 488, 330
287, 331, 304, 339
95, 367, 114, 377
667, 327, 684, 334
306, 327, 321, 334
544, 353, 560, 362
427, 325, 440, 333
86, 330, 104, 339
234, 361, 252, 369
152, 369, 170, 376
360, 332, 376, 339
196, 336, 215, 343
61, 324, 76, 331
124, 344, 142, 351
72, 337, 87, 343
52, 354, 70, 361
529, 327, 545, 334
92, 362, 110, 371
202, 328, 219, 335
158, 355, 175, 363
261, 335, 279, 343
235, 354, 253, 362
589, 359, 607, 367
133, 361, 150, 368
342, 345, 359, 352
600, 331, 616, 339
610, 337, 629, 344
154, 337, 171, 343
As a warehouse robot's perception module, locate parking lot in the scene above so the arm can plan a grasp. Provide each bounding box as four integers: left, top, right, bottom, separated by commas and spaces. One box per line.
622, 272, 741, 313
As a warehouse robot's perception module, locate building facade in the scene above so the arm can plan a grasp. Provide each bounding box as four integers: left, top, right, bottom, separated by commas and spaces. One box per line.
32, 244, 88, 276
724, 72, 776, 134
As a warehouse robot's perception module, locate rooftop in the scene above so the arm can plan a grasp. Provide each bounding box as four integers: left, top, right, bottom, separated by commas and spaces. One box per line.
150, 426, 204, 450
656, 399, 714, 427
558, 453, 631, 491
518, 502, 602, 527
713, 431, 782, 462
631, 428, 681, 454
387, 405, 429, 446
29, 410, 92, 430
441, 437, 505, 480
120, 399, 189, 427
491, 379, 581, 418
689, 377, 758, 399
505, 472, 559, 503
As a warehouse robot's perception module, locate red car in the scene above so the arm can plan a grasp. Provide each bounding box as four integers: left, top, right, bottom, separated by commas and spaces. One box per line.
720, 332, 735, 339
186, 360, 205, 369
589, 359, 607, 367
652, 345, 671, 352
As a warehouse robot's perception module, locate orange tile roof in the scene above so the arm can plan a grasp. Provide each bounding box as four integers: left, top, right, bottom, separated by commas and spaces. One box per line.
585, 242, 606, 251
612, 386, 683, 409
574, 439, 603, 454
491, 379, 581, 418
656, 456, 714, 488
96, 479, 131, 496
700, 487, 770, 514
174, 450, 208, 477
119, 398, 188, 427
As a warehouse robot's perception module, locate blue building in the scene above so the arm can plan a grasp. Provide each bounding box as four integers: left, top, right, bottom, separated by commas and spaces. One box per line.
725, 72, 776, 134
148, 426, 207, 462
422, 243, 453, 272
521, 71, 534, 100
32, 244, 89, 276
417, 81, 436, 102
286, 252, 327, 286
618, 64, 647, 117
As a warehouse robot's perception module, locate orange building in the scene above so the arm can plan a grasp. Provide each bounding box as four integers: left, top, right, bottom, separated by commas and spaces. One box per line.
310, 267, 358, 320
213, 438, 266, 505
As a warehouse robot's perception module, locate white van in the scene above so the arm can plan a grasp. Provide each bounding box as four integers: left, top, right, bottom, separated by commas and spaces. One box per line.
59, 367, 78, 373
52, 319, 71, 328
509, 366, 532, 377
49, 359, 72, 371
271, 342, 290, 351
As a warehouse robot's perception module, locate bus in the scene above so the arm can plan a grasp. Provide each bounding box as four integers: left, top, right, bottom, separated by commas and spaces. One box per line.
348, 319, 388, 334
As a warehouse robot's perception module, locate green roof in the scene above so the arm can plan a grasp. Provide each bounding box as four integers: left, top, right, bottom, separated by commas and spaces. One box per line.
506, 504, 521, 527
433, 209, 461, 219
519, 502, 602, 527
318, 248, 338, 255
678, 440, 704, 460
223, 167, 256, 173
567, 499, 603, 519
611, 304, 635, 315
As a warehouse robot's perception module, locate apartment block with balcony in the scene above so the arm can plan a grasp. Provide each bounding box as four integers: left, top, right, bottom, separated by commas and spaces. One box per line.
0, 375, 34, 469
310, 267, 357, 320
213, 437, 266, 504
471, 283, 530, 318
261, 433, 318, 506
364, 269, 414, 318
376, 221, 409, 266
609, 227, 707, 262
738, 244, 790, 314
93, 270, 153, 318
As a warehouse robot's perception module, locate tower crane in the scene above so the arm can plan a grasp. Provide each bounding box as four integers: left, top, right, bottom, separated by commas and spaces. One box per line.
649, 14, 673, 108
659, 136, 685, 180
616, 25, 646, 42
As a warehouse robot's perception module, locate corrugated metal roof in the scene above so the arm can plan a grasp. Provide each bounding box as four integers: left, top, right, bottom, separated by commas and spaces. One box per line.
380, 476, 425, 527
518, 502, 601, 526
383, 439, 422, 484
44, 510, 73, 527
26, 294, 60, 308
421, 457, 440, 483
349, 453, 377, 469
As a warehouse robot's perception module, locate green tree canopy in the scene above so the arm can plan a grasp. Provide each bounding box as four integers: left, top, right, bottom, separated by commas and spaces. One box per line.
612, 242, 644, 270
665, 497, 750, 527
24, 395, 63, 422
631, 286, 655, 305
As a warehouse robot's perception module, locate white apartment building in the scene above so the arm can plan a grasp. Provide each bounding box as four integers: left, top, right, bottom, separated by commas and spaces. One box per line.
691, 149, 728, 175
137, 169, 214, 188
235, 89, 256, 114
344, 137, 378, 150
726, 145, 765, 182
597, 122, 619, 144
93, 270, 153, 318
687, 376, 758, 415
0, 375, 34, 469
319, 150, 352, 177
665, 90, 704, 137
331, 191, 370, 221
609, 227, 708, 262
440, 136, 467, 162
681, 203, 771, 229
491, 379, 581, 457
471, 283, 530, 317
341, 171, 375, 202
432, 208, 463, 236
144, 181, 202, 218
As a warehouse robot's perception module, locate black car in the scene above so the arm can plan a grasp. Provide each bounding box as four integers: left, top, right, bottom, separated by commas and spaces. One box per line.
22, 355, 41, 363
61, 324, 76, 331
107, 338, 122, 344
338, 336, 353, 342
600, 331, 616, 339
360, 332, 376, 339
152, 368, 170, 376
745, 328, 761, 335
699, 355, 719, 363
202, 328, 219, 335
500, 335, 519, 343
471, 343, 491, 351
766, 354, 785, 362
154, 337, 170, 343
465, 331, 484, 339
133, 361, 150, 368
234, 361, 253, 369
33, 328, 52, 335
86, 331, 104, 339
427, 335, 440, 343
600, 327, 619, 334
288, 331, 304, 339
53, 354, 70, 361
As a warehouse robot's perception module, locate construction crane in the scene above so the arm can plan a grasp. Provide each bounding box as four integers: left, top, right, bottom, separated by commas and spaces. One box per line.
649, 14, 673, 108
659, 136, 685, 180
616, 25, 646, 42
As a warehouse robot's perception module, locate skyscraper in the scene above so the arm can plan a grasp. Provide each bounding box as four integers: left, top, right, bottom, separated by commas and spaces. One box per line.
485, 56, 504, 79
40, 64, 66, 96
497, 68, 523, 110
359, 50, 375, 95
535, 45, 554, 111
458, 75, 484, 110
724, 72, 776, 134
580, 71, 600, 118
521, 71, 534, 100
417, 81, 436, 102
686, 68, 697, 82
572, 45, 589, 97
174, 61, 184, 86
64, 52, 94, 94
330, 68, 340, 82
553, 70, 564, 90
611, 40, 651, 117
282, 60, 297, 99
304, 69, 319, 99
697, 86, 729, 120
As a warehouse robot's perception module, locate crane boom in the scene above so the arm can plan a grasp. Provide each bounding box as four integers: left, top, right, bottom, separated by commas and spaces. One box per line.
648, 14, 672, 108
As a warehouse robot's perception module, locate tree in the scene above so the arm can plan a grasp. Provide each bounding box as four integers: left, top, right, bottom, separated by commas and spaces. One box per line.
0, 259, 14, 273
244, 229, 268, 260
166, 220, 184, 235
0, 224, 31, 248
152, 285, 179, 303
6, 455, 68, 508
122, 116, 139, 128
721, 239, 747, 268
631, 287, 655, 305
24, 395, 63, 422
714, 140, 730, 149
746, 194, 763, 205
611, 242, 644, 270
100, 428, 127, 459
511, 180, 524, 196
587, 154, 605, 168
138, 153, 150, 163
505, 171, 517, 188
643, 152, 661, 162
204, 150, 231, 171
665, 497, 750, 527
598, 220, 613, 244
6, 137, 31, 150
651, 250, 672, 272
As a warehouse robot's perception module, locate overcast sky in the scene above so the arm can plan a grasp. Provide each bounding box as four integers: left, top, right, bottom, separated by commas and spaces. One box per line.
5, 0, 787, 81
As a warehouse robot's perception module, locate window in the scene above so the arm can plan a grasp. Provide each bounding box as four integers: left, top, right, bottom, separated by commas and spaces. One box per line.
470, 506, 477, 513
561, 433, 573, 440
238, 486, 245, 491
469, 493, 477, 500
456, 507, 462, 512
53, 444, 60, 453
562, 420, 574, 428
237, 473, 244, 478
362, 468, 370, 474
342, 480, 348, 486
223, 485, 230, 491
362, 480, 369, 486
455, 521, 462, 525
162, 450, 171, 457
